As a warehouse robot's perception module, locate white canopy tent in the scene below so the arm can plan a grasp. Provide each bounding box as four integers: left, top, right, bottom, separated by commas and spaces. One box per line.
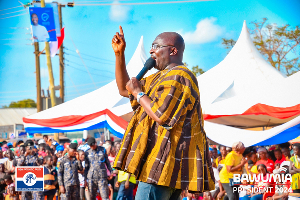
197, 21, 300, 127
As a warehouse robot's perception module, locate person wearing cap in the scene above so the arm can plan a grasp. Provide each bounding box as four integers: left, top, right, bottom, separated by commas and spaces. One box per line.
19, 140, 41, 200
219, 141, 247, 200
256, 147, 274, 173
84, 137, 113, 200
58, 142, 83, 200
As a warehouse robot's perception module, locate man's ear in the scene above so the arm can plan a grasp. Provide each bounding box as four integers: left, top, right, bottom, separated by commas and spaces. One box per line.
170, 47, 178, 56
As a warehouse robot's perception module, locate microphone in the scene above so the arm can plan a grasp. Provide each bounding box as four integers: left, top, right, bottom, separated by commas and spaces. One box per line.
136, 57, 156, 81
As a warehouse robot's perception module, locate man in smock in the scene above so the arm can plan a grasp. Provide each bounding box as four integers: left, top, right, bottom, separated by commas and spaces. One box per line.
112, 26, 215, 200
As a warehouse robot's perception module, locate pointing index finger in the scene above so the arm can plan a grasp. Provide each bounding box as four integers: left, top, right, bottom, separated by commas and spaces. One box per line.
119, 25, 124, 36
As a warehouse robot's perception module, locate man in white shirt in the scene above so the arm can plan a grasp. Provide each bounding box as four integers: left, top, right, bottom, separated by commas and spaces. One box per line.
31, 13, 49, 42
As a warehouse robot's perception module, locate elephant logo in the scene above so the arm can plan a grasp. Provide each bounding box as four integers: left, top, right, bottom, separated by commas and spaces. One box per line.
23, 172, 37, 186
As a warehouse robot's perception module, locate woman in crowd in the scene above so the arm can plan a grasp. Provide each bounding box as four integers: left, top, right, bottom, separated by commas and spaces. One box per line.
256, 148, 274, 173
243, 164, 275, 200
216, 146, 228, 167
289, 143, 300, 200
219, 141, 247, 200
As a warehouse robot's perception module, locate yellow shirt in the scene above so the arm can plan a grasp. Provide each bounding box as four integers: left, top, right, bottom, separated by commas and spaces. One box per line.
118, 170, 136, 184
219, 151, 243, 183
216, 157, 226, 167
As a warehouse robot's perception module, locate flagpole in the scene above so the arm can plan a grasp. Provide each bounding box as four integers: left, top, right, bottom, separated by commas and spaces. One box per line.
41, 0, 59, 142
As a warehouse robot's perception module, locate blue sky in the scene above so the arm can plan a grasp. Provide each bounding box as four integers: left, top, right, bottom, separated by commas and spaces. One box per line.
0, 0, 299, 107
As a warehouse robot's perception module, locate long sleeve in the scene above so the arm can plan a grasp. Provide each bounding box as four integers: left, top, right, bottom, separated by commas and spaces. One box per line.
84, 152, 89, 180
77, 159, 83, 172
57, 159, 64, 187
105, 151, 113, 173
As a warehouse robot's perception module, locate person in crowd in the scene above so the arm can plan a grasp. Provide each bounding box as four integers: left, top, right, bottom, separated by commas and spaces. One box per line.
243, 164, 275, 200
226, 147, 232, 154
19, 140, 41, 199
203, 191, 212, 200
266, 169, 289, 200
14, 145, 25, 167
116, 170, 136, 200
43, 135, 52, 147
216, 146, 228, 167
3, 174, 18, 200
45, 146, 53, 156
58, 143, 83, 200
0, 178, 6, 200
4, 149, 15, 179
77, 150, 86, 200
273, 149, 284, 164
248, 152, 258, 175
85, 137, 113, 200
282, 147, 291, 160
219, 141, 247, 200
112, 26, 214, 200
0, 163, 5, 180
239, 179, 252, 200
0, 149, 8, 164
55, 145, 65, 171
255, 148, 274, 173
43, 155, 57, 200
289, 143, 300, 198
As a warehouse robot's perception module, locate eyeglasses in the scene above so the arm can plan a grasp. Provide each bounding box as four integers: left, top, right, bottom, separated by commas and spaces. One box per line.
151, 44, 174, 50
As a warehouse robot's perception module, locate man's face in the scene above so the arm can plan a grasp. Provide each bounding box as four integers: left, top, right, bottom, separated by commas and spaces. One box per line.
274, 150, 282, 160
149, 36, 173, 71
68, 148, 75, 157
32, 14, 38, 25
115, 143, 121, 154
43, 136, 48, 142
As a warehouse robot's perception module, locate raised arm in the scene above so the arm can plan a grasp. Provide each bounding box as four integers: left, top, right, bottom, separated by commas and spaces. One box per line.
112, 26, 130, 97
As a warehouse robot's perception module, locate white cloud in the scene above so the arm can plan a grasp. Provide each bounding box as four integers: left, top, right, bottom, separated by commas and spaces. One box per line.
109, 1, 132, 22
181, 17, 224, 44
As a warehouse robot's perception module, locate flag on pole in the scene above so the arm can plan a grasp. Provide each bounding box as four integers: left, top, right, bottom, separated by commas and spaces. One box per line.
50, 27, 65, 57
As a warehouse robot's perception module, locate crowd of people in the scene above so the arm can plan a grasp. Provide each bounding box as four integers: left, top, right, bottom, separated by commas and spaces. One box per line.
186, 141, 299, 200
0, 134, 299, 200
0, 134, 300, 200
0, 135, 138, 200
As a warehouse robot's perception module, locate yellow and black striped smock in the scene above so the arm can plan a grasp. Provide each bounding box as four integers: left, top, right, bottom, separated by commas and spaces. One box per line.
114, 65, 215, 192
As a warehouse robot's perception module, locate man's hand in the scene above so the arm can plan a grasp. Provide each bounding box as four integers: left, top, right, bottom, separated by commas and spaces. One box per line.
112, 26, 126, 55
84, 180, 87, 188
241, 157, 248, 165
59, 186, 65, 194
107, 174, 113, 180
124, 180, 130, 189
115, 181, 120, 188
126, 77, 142, 97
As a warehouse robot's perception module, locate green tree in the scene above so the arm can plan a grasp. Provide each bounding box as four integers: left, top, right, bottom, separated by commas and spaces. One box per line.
222, 18, 300, 76
184, 62, 205, 76
6, 99, 37, 108
191, 65, 205, 76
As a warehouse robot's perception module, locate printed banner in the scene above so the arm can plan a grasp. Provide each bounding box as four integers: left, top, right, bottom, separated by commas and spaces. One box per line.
29, 7, 57, 42
16, 167, 44, 191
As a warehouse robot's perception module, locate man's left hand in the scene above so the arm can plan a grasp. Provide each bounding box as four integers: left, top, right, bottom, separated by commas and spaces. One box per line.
126, 77, 142, 98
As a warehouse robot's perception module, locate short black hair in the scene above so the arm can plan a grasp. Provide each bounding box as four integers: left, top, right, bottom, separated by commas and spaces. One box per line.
293, 143, 300, 150
78, 150, 84, 154
3, 175, 12, 180
43, 135, 48, 138
45, 155, 52, 162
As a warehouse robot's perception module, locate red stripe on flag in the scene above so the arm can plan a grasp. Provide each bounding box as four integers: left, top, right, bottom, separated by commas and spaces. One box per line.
16, 167, 44, 178
57, 27, 64, 50
23, 109, 128, 129
203, 103, 300, 120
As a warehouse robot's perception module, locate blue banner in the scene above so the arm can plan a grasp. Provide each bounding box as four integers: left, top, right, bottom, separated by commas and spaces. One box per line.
29, 7, 57, 42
